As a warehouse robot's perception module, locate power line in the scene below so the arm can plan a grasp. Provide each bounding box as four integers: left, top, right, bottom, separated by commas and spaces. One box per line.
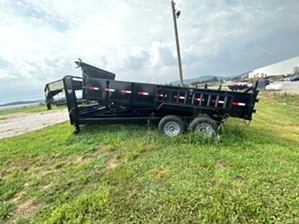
162, 0, 186, 41
177, 0, 187, 9
162, 8, 172, 40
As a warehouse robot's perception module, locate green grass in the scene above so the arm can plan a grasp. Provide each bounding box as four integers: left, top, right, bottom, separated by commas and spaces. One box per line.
271, 91, 299, 107
1, 92, 299, 223
0, 105, 65, 116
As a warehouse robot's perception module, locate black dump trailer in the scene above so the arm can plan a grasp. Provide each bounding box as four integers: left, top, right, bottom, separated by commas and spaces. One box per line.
44, 76, 83, 109
63, 60, 259, 137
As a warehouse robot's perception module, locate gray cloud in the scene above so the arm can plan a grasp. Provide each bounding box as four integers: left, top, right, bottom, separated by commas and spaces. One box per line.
156, 44, 176, 67
125, 48, 150, 71
0, 57, 78, 94
3, 0, 76, 32
0, 57, 11, 68
225, 0, 237, 5
175, 0, 299, 77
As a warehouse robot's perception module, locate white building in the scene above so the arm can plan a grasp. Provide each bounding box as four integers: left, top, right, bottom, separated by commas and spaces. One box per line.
248, 56, 299, 78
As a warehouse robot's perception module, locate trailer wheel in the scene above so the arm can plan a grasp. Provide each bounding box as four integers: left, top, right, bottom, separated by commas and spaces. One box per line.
158, 115, 185, 137
189, 117, 218, 138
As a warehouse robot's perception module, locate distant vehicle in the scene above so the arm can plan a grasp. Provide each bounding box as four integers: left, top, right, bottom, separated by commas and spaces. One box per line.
290, 76, 299, 82
283, 77, 291, 81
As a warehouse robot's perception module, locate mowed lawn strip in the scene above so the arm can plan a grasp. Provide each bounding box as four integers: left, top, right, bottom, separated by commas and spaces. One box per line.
0, 105, 65, 117
0, 92, 299, 223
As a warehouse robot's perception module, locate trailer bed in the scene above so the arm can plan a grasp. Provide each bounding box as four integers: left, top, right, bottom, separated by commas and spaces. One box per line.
63, 60, 259, 136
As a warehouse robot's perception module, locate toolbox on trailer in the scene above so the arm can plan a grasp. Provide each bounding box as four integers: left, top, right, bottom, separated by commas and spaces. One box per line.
62, 60, 259, 137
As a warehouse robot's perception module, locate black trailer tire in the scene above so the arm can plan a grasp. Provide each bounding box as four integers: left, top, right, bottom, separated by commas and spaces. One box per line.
158, 115, 186, 137
189, 117, 218, 138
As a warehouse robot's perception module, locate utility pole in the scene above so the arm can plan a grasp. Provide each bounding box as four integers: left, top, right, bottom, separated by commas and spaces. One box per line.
171, 0, 184, 86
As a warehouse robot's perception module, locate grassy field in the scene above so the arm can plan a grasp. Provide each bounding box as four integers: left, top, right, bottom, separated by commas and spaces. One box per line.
0, 104, 65, 116
0, 91, 299, 223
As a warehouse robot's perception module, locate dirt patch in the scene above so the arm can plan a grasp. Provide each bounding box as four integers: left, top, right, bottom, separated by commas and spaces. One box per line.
37, 167, 60, 178
216, 162, 226, 169
236, 177, 246, 184
11, 193, 23, 203
92, 145, 108, 156
8, 199, 40, 222
74, 155, 84, 163
211, 177, 220, 185
65, 155, 85, 166
92, 149, 101, 156
8, 184, 41, 222
37, 170, 48, 178
16, 200, 36, 213
10, 183, 29, 203
43, 183, 53, 190
108, 156, 117, 169
94, 155, 117, 175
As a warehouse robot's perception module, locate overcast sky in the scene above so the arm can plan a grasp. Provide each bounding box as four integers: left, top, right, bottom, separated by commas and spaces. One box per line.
0, 0, 298, 104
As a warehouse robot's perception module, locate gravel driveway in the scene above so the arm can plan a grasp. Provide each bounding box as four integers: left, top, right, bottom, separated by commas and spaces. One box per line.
274, 81, 299, 94
0, 109, 69, 139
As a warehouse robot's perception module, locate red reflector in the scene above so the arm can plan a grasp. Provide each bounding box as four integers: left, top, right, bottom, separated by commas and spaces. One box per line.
121, 90, 131, 94
211, 99, 216, 103
89, 86, 99, 90
232, 102, 246, 106
105, 88, 115, 92
174, 96, 178, 99
138, 92, 149, 95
